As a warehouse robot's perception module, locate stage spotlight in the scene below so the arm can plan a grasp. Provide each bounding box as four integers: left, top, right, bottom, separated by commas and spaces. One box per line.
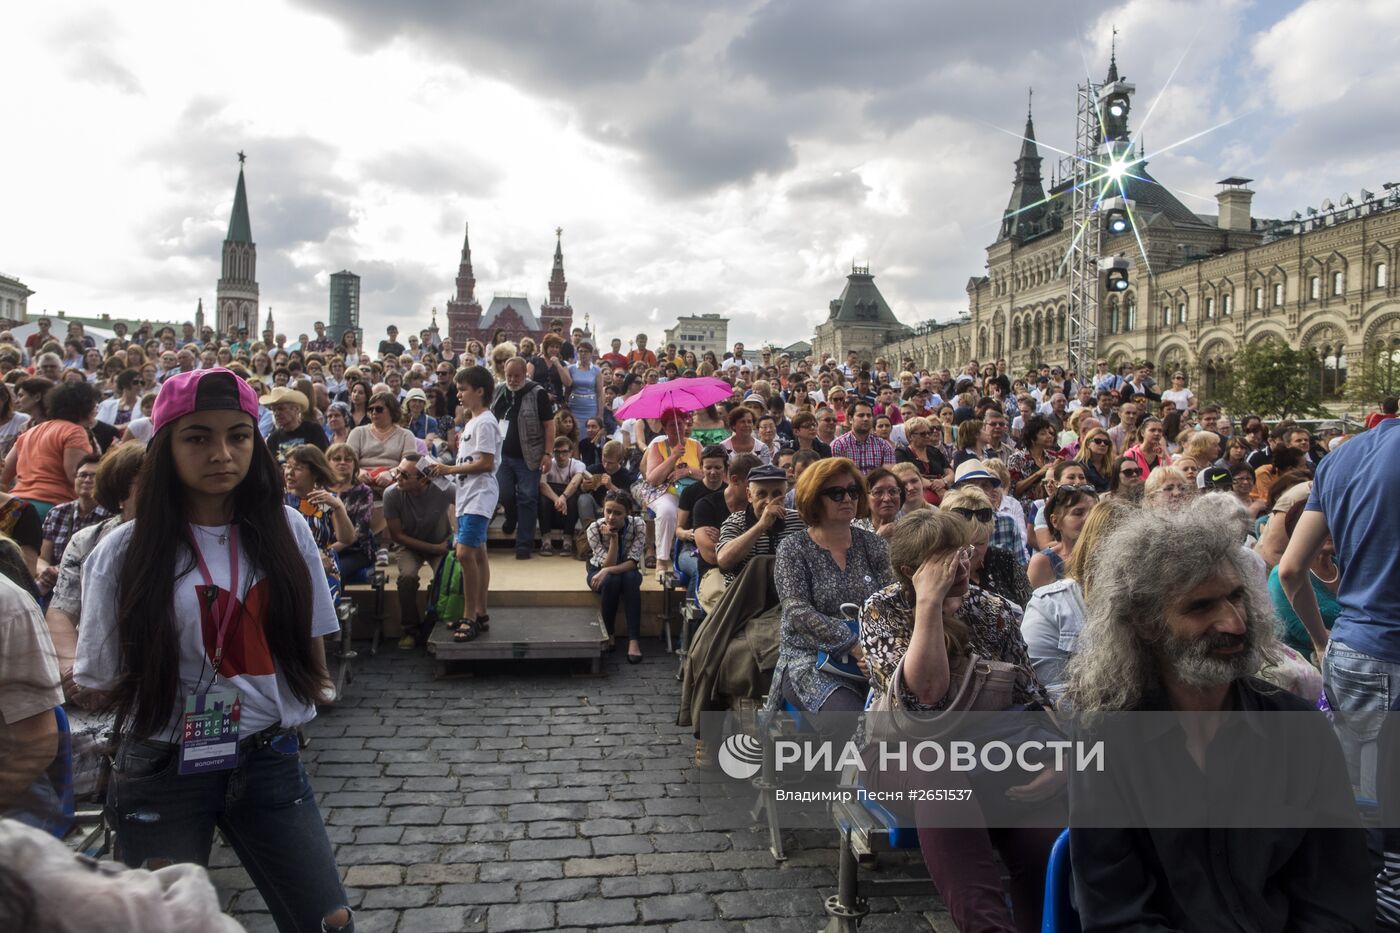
1101, 196, 1135, 236
1100, 255, 1133, 292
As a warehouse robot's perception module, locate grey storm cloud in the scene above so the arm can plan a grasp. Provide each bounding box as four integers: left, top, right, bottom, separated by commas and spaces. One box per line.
726, 0, 1074, 94
295, 0, 716, 89
785, 171, 871, 203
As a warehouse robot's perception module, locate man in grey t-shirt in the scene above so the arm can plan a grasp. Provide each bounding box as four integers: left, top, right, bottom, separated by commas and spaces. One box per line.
383, 455, 455, 646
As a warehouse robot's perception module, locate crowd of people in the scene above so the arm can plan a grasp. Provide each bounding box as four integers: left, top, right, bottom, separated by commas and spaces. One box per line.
0, 310, 1396, 931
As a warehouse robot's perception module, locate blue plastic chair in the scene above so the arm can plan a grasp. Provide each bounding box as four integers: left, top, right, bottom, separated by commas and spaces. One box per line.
1041, 828, 1079, 932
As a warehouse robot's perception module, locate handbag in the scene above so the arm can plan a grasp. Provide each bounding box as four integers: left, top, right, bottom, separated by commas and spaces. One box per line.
864, 652, 1019, 745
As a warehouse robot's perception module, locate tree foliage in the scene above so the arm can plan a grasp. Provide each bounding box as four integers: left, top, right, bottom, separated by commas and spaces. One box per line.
1344, 343, 1400, 409
1210, 337, 1331, 420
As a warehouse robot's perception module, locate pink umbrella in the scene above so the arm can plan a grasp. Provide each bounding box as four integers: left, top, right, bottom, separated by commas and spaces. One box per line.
615, 376, 734, 421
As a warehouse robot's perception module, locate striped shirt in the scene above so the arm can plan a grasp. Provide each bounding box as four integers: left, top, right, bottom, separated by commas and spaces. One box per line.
716, 506, 805, 584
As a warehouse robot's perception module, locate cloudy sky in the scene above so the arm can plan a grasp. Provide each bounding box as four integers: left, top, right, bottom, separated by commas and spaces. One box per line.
5, 0, 1398, 348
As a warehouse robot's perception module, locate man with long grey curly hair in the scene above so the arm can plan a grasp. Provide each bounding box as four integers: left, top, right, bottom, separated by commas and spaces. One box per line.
1064, 498, 1275, 713
1062, 500, 1373, 930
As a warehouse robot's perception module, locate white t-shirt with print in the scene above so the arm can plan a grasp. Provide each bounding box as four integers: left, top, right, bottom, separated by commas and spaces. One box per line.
454, 410, 501, 518
74, 506, 340, 743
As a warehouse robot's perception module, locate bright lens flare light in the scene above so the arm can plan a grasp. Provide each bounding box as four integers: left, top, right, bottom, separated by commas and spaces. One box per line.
1106, 159, 1129, 182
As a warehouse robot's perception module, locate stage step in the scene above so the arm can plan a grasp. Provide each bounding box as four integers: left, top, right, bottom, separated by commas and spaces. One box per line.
341, 550, 677, 642
425, 606, 611, 677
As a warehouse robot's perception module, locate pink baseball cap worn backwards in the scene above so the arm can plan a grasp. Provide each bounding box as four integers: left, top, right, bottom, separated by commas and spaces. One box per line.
151, 367, 261, 435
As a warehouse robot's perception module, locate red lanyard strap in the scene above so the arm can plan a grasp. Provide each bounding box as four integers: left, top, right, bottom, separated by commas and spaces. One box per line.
188, 524, 240, 673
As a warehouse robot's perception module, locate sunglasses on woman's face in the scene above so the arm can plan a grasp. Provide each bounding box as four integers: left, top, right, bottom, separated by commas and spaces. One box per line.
368, 405, 387, 413
1118, 467, 1142, 477
1089, 437, 1109, 445
819, 483, 862, 502
951, 507, 994, 523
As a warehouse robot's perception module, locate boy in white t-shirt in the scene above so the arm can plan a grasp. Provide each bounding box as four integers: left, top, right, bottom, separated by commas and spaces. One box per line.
427, 367, 498, 641
539, 438, 587, 555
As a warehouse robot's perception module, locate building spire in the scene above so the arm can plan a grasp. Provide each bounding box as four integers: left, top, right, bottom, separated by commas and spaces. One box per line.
548, 227, 568, 306
1106, 26, 1120, 82
455, 221, 476, 303
227, 155, 252, 243
1001, 94, 1047, 241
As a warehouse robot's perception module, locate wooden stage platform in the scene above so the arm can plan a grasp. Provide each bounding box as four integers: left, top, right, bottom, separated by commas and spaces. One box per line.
424, 606, 613, 677
342, 550, 674, 643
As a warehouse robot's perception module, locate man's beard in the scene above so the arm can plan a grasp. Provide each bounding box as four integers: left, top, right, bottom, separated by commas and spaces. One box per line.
1158, 627, 1256, 689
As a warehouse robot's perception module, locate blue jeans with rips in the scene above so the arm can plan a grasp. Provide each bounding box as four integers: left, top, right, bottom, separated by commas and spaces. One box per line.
498, 455, 540, 555
107, 733, 351, 933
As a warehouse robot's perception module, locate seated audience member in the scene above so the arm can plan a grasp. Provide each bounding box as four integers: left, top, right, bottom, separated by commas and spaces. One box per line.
1021, 499, 1133, 700
859, 509, 1059, 933
715, 464, 803, 585
325, 442, 378, 577
939, 486, 1031, 609
383, 454, 454, 649
348, 391, 419, 488
767, 458, 893, 716
889, 462, 932, 516
1143, 465, 1192, 512
952, 459, 1027, 566
262, 386, 326, 463
1267, 500, 1339, 658
0, 819, 243, 932
786, 449, 822, 508
586, 490, 646, 663
0, 533, 63, 828
1030, 459, 1091, 549
539, 437, 587, 556
579, 441, 639, 540
676, 445, 728, 580
1063, 505, 1373, 931
853, 466, 904, 539
36, 455, 109, 597
692, 454, 760, 615
577, 416, 609, 468
283, 445, 356, 605
1073, 426, 1115, 492
789, 411, 832, 458
44, 444, 144, 680
1108, 454, 1145, 503
1026, 484, 1096, 590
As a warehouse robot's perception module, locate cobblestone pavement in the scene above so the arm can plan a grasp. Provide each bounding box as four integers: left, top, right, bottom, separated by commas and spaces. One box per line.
221, 642, 954, 932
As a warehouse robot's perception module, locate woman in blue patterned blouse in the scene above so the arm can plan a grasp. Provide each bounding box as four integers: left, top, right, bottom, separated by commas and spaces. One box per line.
768, 457, 894, 715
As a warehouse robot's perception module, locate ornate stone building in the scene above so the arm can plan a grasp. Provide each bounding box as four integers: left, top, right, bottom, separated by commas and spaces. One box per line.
443, 224, 576, 347
216, 155, 259, 337
857, 55, 1400, 403
810, 265, 913, 360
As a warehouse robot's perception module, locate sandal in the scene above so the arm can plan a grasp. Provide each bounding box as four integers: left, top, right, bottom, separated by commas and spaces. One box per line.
645, 556, 656, 569
452, 618, 480, 643
477, 614, 490, 633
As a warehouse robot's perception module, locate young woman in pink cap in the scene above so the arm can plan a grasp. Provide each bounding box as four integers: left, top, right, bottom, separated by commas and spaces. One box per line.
73, 367, 353, 933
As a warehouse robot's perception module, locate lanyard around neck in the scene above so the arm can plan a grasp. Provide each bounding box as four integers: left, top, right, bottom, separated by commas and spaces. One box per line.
188, 524, 240, 673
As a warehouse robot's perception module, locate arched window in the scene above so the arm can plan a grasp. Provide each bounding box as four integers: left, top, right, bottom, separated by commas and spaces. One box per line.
1310, 276, 1320, 300
1222, 292, 1232, 316
1162, 305, 1171, 327
1253, 287, 1264, 310
1124, 295, 1136, 331
1178, 301, 1187, 324
1377, 263, 1389, 288
1274, 282, 1284, 306
1108, 298, 1120, 335
1333, 271, 1344, 295
1318, 344, 1347, 397
1205, 296, 1215, 319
